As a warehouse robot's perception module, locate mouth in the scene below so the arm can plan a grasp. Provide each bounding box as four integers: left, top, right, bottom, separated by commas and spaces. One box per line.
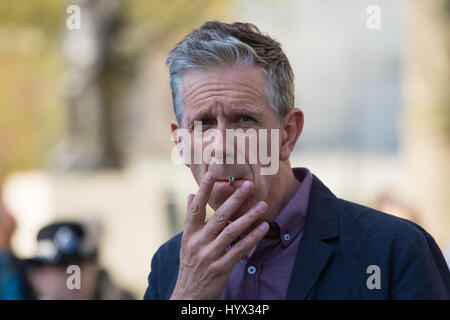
214, 177, 245, 188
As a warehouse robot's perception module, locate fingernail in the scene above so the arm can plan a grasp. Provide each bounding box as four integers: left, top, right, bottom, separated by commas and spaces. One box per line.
259, 222, 268, 231
241, 181, 252, 192
255, 202, 267, 212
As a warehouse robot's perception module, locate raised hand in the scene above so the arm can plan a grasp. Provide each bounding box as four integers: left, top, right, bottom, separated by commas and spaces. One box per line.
170, 172, 269, 300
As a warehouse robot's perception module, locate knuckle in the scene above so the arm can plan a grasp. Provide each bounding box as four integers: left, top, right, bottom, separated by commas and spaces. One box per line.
248, 209, 260, 220
235, 189, 248, 200
189, 201, 200, 216
231, 241, 247, 257
229, 190, 246, 203
224, 226, 237, 240
214, 211, 225, 223
201, 179, 211, 187
187, 237, 201, 253
209, 261, 224, 275
249, 230, 260, 241
233, 233, 258, 253
197, 249, 209, 265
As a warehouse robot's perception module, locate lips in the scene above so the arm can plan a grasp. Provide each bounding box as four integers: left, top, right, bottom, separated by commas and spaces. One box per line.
216, 177, 239, 182
206, 164, 250, 189
214, 178, 245, 189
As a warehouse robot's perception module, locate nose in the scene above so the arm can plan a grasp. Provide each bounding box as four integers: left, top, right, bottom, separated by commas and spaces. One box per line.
203, 125, 231, 164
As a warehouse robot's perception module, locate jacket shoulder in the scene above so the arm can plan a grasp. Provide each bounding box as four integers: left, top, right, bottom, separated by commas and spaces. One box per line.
337, 198, 418, 231
335, 198, 450, 298
158, 232, 183, 258
336, 197, 434, 253
143, 232, 182, 300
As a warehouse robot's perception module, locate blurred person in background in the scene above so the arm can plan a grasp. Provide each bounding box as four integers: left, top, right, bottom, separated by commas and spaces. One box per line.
23, 221, 135, 300
0, 202, 31, 299
372, 193, 450, 269
372, 193, 421, 225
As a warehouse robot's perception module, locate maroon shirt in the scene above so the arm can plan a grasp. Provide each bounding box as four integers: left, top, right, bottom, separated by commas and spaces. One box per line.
220, 167, 313, 300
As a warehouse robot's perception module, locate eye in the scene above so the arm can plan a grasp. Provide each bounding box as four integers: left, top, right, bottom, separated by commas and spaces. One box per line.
238, 116, 255, 123
200, 119, 212, 126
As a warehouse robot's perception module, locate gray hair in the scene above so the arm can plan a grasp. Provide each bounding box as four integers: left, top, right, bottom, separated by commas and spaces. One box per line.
166, 21, 295, 125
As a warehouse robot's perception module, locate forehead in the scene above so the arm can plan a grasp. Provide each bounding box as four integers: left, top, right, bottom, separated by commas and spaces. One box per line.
180, 65, 270, 120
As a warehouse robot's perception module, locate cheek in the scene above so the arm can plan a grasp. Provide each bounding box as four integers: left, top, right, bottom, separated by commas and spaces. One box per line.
252, 173, 273, 203
190, 164, 206, 185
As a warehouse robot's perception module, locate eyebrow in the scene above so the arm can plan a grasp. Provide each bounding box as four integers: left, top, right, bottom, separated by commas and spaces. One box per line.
187, 105, 262, 126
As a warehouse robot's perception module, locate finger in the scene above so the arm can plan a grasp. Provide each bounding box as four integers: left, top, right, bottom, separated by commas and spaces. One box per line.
201, 180, 254, 238
217, 221, 269, 270
184, 172, 215, 235
211, 201, 267, 251
187, 193, 195, 210
184, 194, 195, 236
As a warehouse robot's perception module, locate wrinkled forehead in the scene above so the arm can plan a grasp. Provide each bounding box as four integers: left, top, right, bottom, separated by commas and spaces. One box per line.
180, 65, 271, 124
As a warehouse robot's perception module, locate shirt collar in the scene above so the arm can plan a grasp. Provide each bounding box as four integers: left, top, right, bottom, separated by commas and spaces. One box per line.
272, 167, 313, 248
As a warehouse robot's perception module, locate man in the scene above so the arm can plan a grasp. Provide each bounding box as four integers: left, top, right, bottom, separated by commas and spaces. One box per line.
144, 21, 450, 299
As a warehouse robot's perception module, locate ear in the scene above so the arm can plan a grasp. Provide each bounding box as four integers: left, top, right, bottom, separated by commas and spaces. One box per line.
170, 119, 190, 168
279, 108, 304, 161
170, 120, 180, 146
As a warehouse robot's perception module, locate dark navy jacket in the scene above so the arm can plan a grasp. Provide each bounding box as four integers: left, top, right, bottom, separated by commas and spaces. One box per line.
144, 175, 450, 299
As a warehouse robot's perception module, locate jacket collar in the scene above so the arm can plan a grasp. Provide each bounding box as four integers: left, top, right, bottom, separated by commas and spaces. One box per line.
285, 174, 340, 299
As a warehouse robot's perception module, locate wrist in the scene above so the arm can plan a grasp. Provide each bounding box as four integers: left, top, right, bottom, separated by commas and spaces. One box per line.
170, 292, 187, 300
170, 289, 193, 300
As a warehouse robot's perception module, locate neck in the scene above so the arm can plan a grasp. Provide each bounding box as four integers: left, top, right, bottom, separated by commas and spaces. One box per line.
240, 163, 300, 246
266, 164, 300, 222
245, 164, 300, 257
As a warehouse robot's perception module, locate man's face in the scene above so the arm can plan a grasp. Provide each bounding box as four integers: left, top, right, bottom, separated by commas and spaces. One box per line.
174, 65, 282, 221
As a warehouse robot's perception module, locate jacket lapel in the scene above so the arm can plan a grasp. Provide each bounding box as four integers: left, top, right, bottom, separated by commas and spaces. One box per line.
285, 175, 340, 299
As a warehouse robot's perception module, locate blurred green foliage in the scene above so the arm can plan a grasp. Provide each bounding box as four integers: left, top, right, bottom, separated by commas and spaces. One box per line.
0, 0, 227, 187
0, 0, 65, 186
0, 0, 64, 34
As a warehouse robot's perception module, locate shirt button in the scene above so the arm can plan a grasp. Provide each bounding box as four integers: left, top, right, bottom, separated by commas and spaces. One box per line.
247, 266, 257, 275
284, 233, 291, 241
